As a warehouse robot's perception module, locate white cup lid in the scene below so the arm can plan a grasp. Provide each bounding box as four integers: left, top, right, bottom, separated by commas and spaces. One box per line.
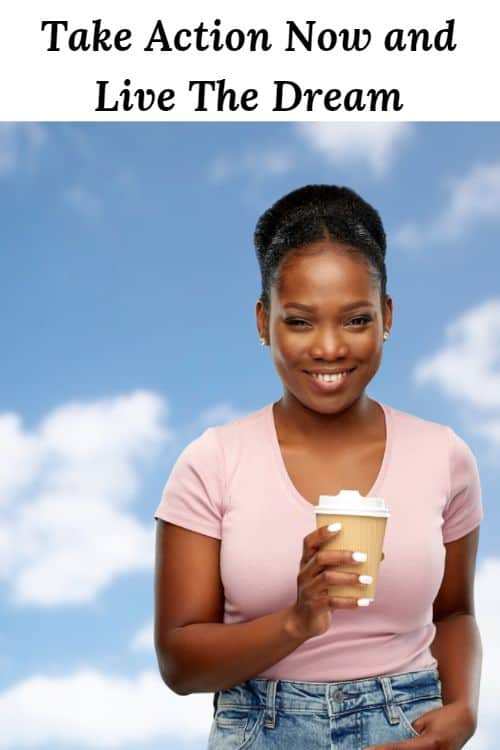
314, 489, 390, 517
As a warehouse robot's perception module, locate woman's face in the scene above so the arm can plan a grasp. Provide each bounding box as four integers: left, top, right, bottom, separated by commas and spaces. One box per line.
256, 239, 393, 415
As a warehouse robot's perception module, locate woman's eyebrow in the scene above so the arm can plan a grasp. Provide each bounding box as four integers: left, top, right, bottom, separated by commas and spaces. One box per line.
283, 300, 376, 312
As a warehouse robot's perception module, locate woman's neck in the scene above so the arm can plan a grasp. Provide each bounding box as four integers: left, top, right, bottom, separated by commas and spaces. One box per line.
273, 392, 379, 448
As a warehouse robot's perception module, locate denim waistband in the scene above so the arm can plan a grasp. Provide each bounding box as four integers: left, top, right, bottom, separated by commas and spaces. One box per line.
213, 668, 441, 725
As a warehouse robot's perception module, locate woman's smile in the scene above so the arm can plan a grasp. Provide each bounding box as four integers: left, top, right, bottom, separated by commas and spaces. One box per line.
303, 367, 357, 393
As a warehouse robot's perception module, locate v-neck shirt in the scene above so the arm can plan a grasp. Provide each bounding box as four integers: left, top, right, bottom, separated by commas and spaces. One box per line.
155, 401, 483, 681
268, 401, 392, 509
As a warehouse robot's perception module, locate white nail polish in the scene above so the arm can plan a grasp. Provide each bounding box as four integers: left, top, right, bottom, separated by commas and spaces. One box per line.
359, 575, 373, 584
328, 522, 342, 532
357, 598, 372, 607
352, 552, 367, 562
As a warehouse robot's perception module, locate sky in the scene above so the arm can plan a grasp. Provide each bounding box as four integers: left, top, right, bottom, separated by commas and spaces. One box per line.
1, 121, 500, 749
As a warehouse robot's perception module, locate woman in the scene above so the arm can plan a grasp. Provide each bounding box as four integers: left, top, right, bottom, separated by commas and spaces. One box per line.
154, 185, 483, 749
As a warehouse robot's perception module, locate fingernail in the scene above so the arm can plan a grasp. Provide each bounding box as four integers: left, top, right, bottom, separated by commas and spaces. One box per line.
328, 522, 342, 532
359, 575, 373, 584
352, 552, 367, 562
357, 598, 372, 607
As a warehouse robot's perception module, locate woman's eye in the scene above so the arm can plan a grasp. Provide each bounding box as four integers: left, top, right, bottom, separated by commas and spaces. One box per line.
284, 316, 372, 328
285, 318, 309, 328
349, 316, 372, 326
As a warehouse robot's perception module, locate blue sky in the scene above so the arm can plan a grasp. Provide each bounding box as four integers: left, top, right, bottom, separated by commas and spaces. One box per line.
1, 122, 500, 748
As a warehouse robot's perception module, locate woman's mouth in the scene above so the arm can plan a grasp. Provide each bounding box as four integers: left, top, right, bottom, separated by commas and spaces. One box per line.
303, 368, 356, 392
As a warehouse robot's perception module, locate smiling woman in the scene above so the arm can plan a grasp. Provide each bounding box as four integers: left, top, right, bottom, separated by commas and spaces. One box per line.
257, 238, 390, 417
154, 184, 483, 750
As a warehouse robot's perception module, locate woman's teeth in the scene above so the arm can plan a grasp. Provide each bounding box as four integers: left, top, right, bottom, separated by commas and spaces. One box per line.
312, 372, 349, 382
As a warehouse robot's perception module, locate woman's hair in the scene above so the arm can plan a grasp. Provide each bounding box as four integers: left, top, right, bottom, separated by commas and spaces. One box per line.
254, 184, 387, 311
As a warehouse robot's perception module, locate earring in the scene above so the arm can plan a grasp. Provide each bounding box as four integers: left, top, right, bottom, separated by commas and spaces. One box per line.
259, 337, 267, 346
383, 331, 390, 341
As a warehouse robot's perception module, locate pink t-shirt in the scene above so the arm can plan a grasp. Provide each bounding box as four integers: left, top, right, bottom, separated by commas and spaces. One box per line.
154, 401, 483, 681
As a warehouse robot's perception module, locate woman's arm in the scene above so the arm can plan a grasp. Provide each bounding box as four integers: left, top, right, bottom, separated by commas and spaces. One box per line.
154, 520, 308, 695
430, 527, 482, 732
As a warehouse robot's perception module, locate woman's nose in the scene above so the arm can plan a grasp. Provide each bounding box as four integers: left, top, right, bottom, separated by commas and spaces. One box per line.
310, 326, 349, 360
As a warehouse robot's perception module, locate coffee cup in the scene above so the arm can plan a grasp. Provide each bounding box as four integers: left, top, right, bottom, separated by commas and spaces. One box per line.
314, 490, 390, 602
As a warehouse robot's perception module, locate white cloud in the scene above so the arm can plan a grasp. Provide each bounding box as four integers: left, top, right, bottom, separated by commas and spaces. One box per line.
395, 160, 500, 250
209, 147, 293, 183
131, 620, 153, 652
13, 497, 154, 606
0, 391, 172, 606
474, 416, 500, 449
414, 299, 500, 412
0, 668, 213, 748
0, 124, 47, 176
475, 558, 500, 711
209, 123, 413, 183
0, 414, 42, 504
471, 557, 500, 748
64, 185, 102, 220
0, 394, 247, 607
295, 122, 414, 177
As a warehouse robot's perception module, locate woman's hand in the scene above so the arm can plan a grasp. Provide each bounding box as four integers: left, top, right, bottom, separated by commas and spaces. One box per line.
364, 701, 477, 750
286, 523, 371, 640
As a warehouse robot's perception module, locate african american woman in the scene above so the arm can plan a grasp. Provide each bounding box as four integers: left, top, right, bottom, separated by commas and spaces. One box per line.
154, 184, 483, 750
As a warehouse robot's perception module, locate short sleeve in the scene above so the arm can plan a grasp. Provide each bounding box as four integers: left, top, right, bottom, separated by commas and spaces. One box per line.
443, 428, 483, 544
154, 428, 225, 539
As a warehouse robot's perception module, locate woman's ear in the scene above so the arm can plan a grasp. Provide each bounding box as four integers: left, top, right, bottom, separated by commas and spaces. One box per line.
383, 294, 393, 335
255, 300, 269, 341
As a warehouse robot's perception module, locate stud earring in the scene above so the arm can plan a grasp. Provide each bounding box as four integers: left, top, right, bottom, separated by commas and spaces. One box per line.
383, 331, 390, 341
259, 337, 267, 346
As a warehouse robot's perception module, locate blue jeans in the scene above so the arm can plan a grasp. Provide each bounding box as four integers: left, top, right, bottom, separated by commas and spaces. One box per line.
208, 668, 443, 749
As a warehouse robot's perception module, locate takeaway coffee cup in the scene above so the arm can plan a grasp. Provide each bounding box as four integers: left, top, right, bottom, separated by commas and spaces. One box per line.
314, 490, 390, 602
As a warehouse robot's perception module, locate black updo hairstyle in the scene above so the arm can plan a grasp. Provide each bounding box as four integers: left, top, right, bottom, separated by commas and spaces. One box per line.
254, 184, 387, 311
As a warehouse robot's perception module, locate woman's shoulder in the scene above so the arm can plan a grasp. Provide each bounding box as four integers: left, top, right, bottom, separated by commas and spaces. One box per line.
212, 402, 271, 438
179, 403, 272, 461
383, 401, 477, 461
384, 401, 452, 436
